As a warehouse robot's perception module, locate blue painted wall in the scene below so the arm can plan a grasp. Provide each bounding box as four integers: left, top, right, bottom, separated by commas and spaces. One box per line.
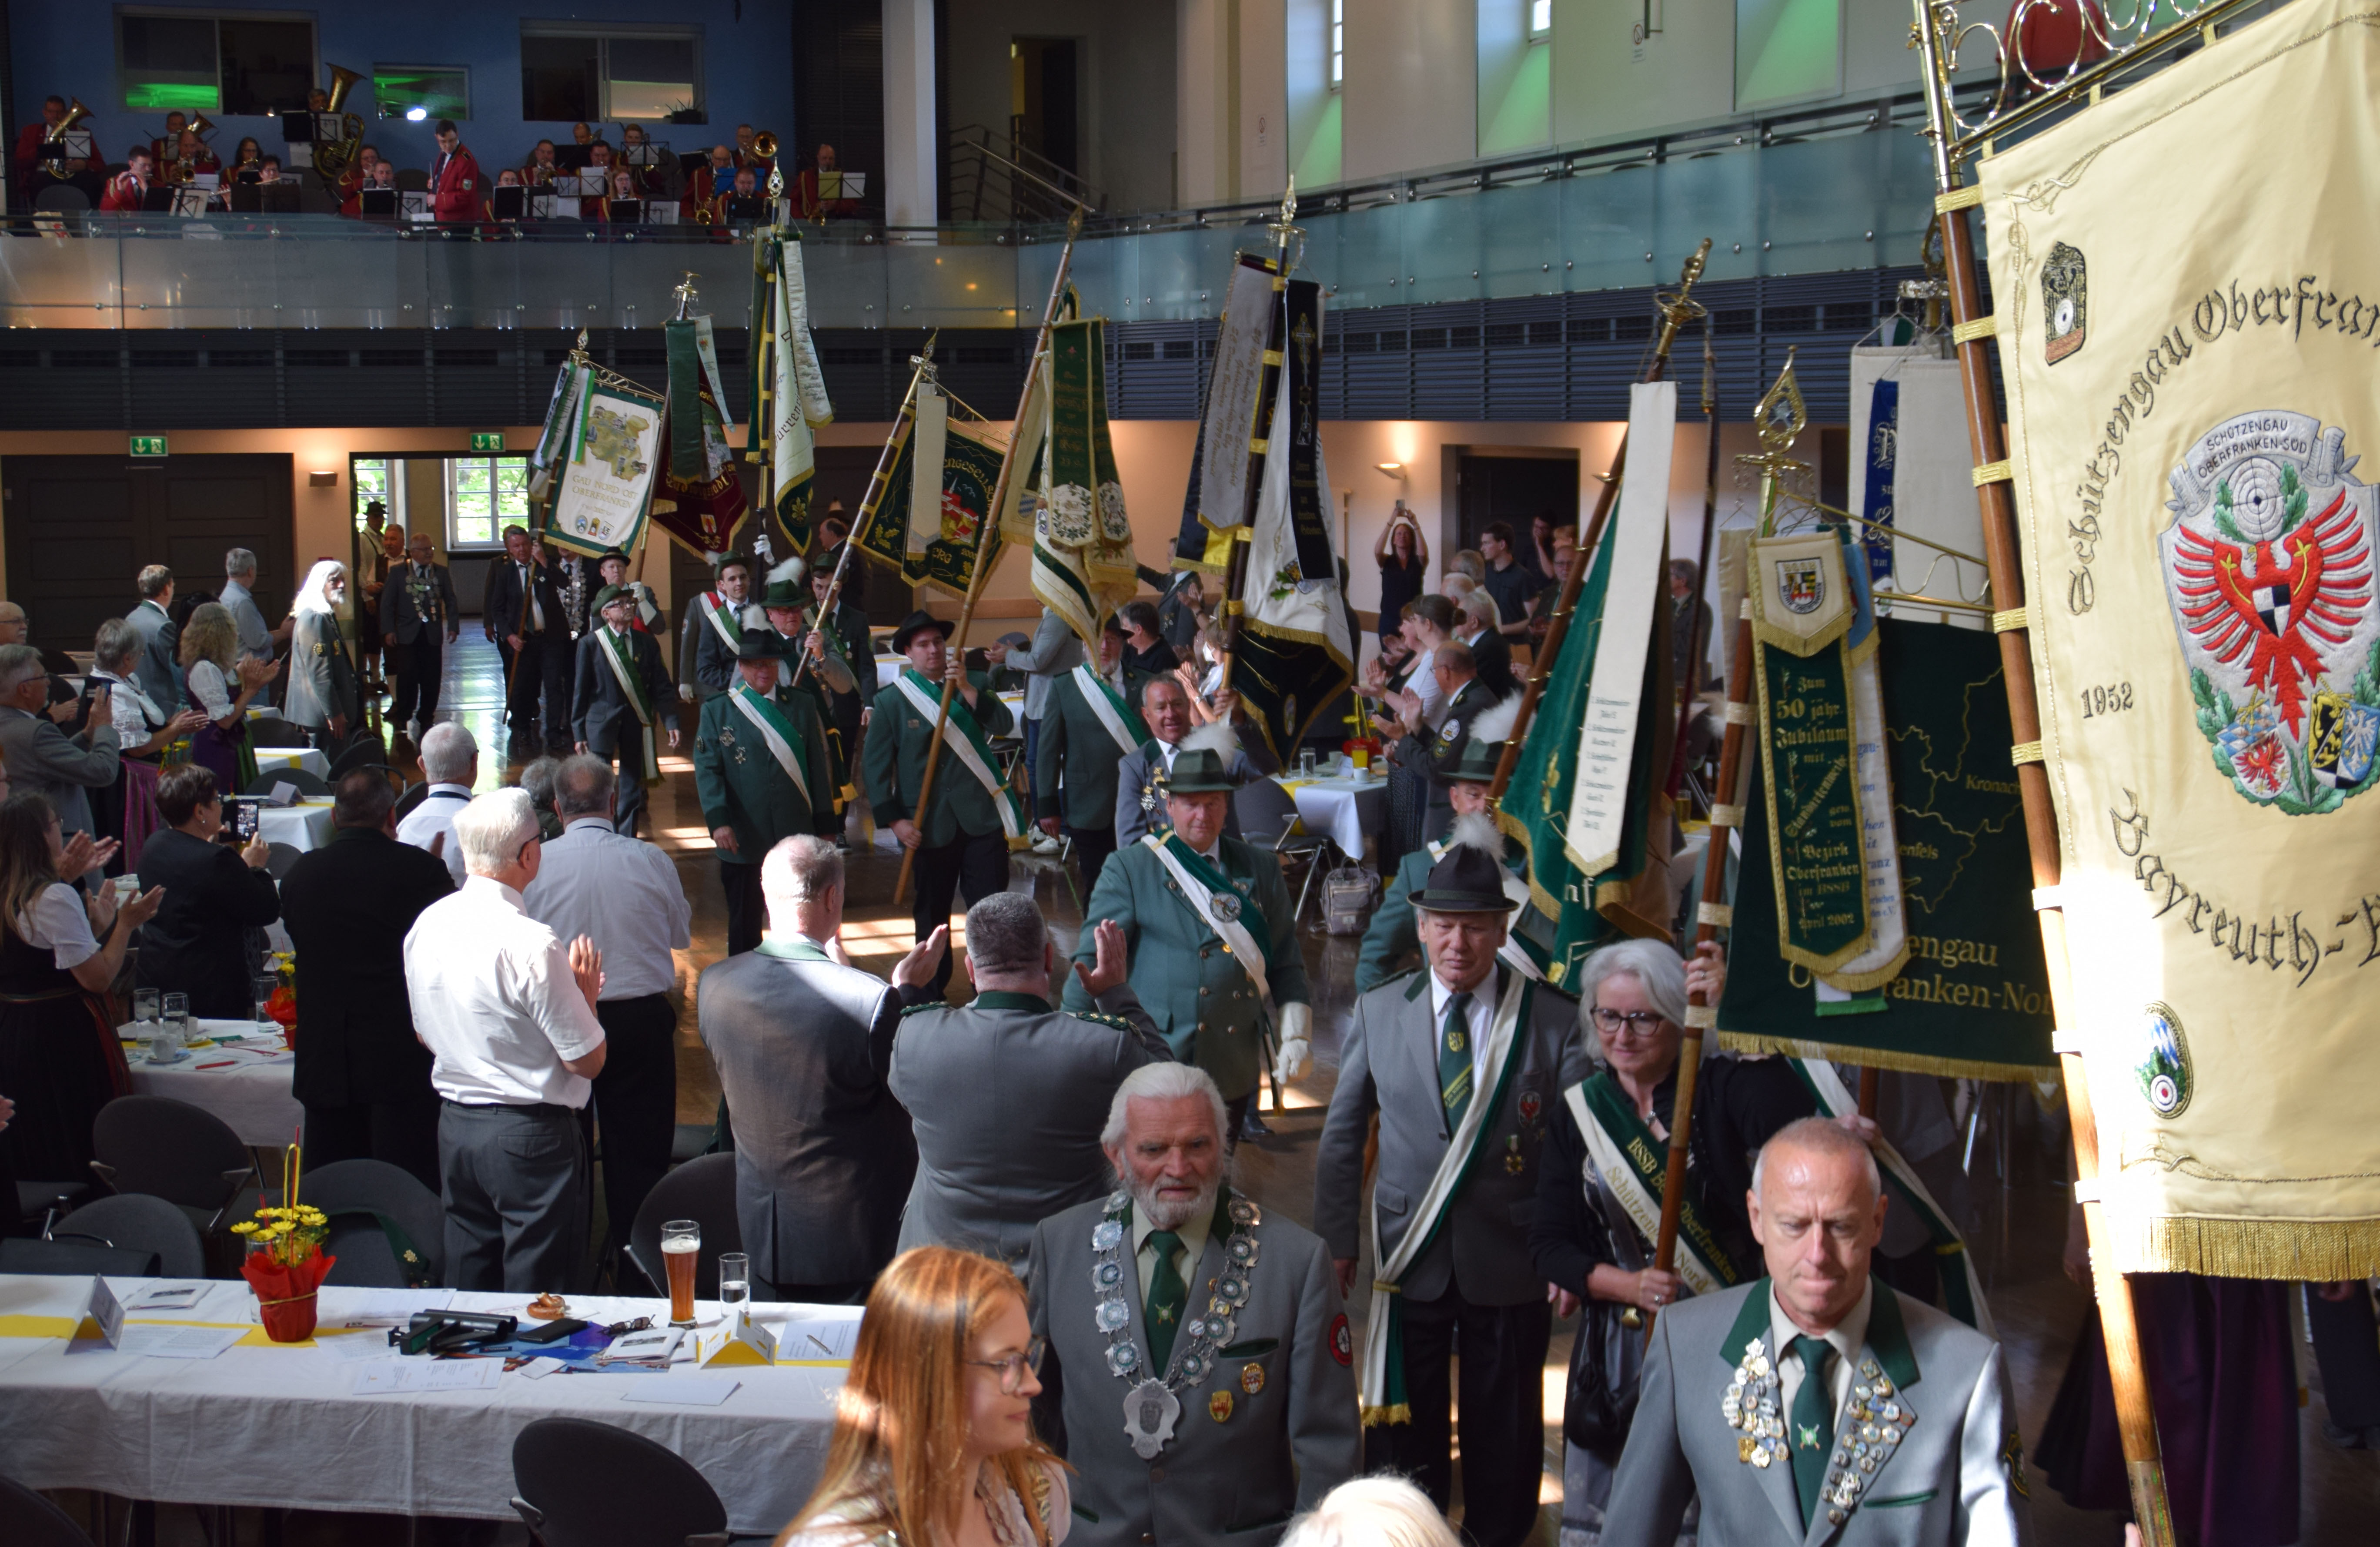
9, 0, 792, 174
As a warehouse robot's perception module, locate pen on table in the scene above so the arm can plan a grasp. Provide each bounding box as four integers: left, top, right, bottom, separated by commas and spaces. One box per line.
194, 1061, 236, 1071
806, 1333, 833, 1356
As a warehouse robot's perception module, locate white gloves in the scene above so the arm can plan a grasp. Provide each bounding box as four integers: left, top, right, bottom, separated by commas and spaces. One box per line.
1274, 1001, 1314, 1084
677, 683, 696, 703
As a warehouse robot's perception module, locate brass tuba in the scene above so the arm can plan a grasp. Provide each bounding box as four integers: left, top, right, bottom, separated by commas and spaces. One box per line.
42, 97, 91, 179
311, 64, 366, 189
750, 131, 779, 162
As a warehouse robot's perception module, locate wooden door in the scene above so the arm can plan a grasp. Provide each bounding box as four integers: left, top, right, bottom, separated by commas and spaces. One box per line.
2, 454, 294, 655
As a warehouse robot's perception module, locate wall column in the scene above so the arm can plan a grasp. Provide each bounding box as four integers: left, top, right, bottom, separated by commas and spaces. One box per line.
883, 0, 939, 233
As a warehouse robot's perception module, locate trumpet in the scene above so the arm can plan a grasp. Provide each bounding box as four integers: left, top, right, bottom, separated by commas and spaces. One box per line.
42, 97, 90, 179
312, 64, 366, 189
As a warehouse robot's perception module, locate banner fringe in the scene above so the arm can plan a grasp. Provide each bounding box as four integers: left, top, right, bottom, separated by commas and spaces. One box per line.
2132, 1216, 2380, 1282
1715, 1031, 2055, 1085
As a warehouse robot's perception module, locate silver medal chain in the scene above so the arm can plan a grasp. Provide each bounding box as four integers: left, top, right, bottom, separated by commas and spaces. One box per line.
1090, 1189, 1263, 1391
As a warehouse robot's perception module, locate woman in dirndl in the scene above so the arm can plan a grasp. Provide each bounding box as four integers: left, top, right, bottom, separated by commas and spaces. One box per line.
0, 791, 162, 1182
1530, 938, 1817, 1547
179, 602, 273, 795
84, 617, 205, 874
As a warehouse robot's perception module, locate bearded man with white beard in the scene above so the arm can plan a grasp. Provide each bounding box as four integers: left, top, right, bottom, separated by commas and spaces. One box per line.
1027, 1061, 1359, 1547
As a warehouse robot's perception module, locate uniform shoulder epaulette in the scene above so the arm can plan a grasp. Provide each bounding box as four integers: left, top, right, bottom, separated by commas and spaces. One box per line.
900, 999, 948, 1019
1071, 1010, 1140, 1034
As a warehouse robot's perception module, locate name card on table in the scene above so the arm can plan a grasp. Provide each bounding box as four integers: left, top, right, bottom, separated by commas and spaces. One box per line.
74, 1276, 126, 1348
698, 1310, 777, 1368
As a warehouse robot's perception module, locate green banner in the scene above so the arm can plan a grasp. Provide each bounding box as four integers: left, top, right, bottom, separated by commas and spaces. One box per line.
665, 320, 707, 484
1756, 640, 1867, 968
1719, 619, 2055, 1080
855, 411, 1006, 598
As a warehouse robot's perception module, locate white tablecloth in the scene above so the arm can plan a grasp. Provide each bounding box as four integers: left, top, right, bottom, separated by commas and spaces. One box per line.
1274, 773, 1389, 858
121, 1019, 300, 1146
258, 798, 335, 852
253, 747, 329, 780
0, 1275, 856, 1534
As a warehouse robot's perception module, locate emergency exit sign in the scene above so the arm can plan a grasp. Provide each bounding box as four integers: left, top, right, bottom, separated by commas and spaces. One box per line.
469, 432, 505, 452
129, 435, 168, 458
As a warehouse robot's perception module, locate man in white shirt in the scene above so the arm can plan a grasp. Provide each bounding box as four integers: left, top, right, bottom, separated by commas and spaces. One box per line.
396, 722, 476, 884
404, 788, 606, 1293
521, 753, 692, 1265
218, 548, 286, 698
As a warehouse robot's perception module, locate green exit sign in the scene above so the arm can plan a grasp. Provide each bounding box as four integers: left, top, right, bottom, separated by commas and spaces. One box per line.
130, 435, 168, 458
469, 432, 505, 452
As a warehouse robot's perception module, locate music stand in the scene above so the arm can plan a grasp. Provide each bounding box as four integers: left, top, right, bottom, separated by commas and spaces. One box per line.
360, 187, 398, 218
280, 112, 314, 144
608, 198, 643, 223
555, 145, 592, 172
139, 187, 176, 214
399, 190, 433, 223
491, 185, 527, 221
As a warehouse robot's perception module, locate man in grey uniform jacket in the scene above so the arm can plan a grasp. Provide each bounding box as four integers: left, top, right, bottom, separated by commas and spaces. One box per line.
1030, 1062, 1358, 1547
1313, 838, 1592, 1547
888, 891, 1173, 1276
1605, 1117, 2033, 1546
698, 834, 931, 1302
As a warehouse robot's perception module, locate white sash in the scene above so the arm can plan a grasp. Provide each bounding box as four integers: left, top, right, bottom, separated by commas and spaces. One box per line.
1424, 840, 1544, 983
892, 673, 1024, 842
701, 592, 741, 650
1563, 1083, 1728, 1298
1360, 968, 1528, 1417
599, 629, 652, 726
1142, 834, 1271, 1004
1072, 663, 1143, 756
728, 688, 812, 808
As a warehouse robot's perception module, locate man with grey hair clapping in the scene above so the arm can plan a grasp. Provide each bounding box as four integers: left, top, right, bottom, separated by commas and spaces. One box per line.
1029, 1061, 1359, 1547
404, 787, 606, 1293
889, 891, 1174, 1276
397, 721, 478, 884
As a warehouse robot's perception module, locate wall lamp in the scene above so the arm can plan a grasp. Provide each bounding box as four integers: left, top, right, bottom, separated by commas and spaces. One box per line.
308, 470, 339, 487
1375, 462, 1405, 478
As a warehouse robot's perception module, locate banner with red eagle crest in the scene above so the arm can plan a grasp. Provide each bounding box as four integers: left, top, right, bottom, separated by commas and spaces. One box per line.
1978, 0, 2380, 1279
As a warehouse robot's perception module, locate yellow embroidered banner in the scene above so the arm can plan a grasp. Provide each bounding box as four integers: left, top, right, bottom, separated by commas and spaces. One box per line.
1977, 0, 2380, 1276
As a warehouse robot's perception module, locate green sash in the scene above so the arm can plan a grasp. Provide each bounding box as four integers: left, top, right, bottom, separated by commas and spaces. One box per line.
599, 626, 662, 784
1148, 833, 1274, 1001
728, 683, 812, 810
701, 591, 743, 650
1568, 1072, 1741, 1296
894, 669, 1027, 845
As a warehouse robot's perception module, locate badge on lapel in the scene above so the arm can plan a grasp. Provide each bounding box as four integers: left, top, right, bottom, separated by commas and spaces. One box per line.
1208, 1390, 1234, 1423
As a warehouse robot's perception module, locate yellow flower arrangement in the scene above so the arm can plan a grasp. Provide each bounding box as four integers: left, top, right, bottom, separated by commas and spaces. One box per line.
231, 1204, 331, 1267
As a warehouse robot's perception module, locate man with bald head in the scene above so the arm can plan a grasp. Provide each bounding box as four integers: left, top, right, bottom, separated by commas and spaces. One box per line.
1604, 1117, 2032, 1544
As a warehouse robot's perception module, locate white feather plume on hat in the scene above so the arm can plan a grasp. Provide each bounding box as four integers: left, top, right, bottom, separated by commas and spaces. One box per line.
739, 605, 769, 632
1468, 692, 1521, 747
1449, 809, 1504, 857
1178, 718, 1239, 761
767, 556, 806, 589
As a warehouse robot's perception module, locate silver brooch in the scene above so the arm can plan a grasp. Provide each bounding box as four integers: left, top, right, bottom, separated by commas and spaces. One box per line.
1092, 1220, 1125, 1252
1096, 1299, 1130, 1333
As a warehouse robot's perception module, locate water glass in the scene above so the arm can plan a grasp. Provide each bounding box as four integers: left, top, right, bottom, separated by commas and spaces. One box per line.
255, 975, 280, 1035
132, 988, 160, 1028
1299, 748, 1316, 779
718, 1252, 751, 1323
162, 992, 191, 1040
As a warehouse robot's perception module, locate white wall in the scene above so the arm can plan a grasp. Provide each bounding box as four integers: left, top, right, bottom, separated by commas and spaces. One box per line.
1340, 0, 1479, 183
942, 0, 1181, 213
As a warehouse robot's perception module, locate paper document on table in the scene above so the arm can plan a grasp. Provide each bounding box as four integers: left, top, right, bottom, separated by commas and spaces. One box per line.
597, 1326, 685, 1366
126, 1282, 208, 1311
118, 1325, 244, 1360
318, 1331, 398, 1362
353, 1358, 505, 1394
621, 1374, 740, 1406
783, 1318, 860, 1361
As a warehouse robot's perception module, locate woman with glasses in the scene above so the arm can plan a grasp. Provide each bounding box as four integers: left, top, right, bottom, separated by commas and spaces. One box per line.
1526, 938, 1814, 1547
779, 1244, 1068, 1547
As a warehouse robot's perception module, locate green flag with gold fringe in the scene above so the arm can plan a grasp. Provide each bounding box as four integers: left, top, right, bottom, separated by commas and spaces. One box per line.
853, 395, 1006, 598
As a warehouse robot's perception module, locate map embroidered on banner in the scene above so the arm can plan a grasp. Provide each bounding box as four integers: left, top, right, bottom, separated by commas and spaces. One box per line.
2157, 412, 2380, 813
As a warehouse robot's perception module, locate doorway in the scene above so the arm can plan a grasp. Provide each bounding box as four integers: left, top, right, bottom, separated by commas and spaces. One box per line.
2, 453, 294, 652
1010, 37, 1080, 176
1448, 447, 1579, 560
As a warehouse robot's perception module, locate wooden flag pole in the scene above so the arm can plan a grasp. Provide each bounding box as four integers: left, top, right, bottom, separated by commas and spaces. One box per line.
893, 210, 1086, 911
1911, 4, 2173, 1537
1486, 238, 1709, 805
787, 330, 939, 696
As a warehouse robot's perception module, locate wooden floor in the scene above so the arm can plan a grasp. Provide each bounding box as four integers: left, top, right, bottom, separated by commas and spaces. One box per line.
110, 631, 2370, 1544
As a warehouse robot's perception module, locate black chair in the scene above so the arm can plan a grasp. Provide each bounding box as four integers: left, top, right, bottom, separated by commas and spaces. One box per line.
327, 746, 397, 782
303, 1159, 445, 1289
88, 1095, 266, 1234
52, 1193, 205, 1278
31, 184, 90, 214
0, 1237, 156, 1277
391, 781, 430, 823
246, 766, 329, 798
626, 1153, 739, 1301
0, 1473, 96, 1547
264, 841, 302, 881
17, 1181, 91, 1235
510, 1418, 728, 1547
1233, 777, 1332, 922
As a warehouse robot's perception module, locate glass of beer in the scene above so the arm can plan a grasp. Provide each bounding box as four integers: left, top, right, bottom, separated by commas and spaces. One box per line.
661, 1219, 700, 1326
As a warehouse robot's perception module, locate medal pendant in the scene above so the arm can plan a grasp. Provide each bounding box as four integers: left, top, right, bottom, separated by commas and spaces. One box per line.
1122, 1378, 1181, 1460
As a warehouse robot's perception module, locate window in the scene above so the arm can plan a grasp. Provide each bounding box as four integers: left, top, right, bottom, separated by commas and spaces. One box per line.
1330, 0, 1345, 88
520, 24, 703, 123
1529, 0, 1554, 38
446, 456, 531, 549
117, 8, 317, 116
374, 64, 470, 122
351, 457, 401, 532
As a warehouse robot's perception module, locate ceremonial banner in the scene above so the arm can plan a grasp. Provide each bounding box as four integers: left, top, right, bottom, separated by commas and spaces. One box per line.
1720, 618, 2054, 1080
1029, 318, 1140, 648
1498, 493, 1677, 981
1976, 0, 2380, 1276
746, 231, 832, 553
653, 317, 750, 559
1234, 278, 1353, 763
854, 399, 1006, 598
538, 372, 663, 559
1171, 254, 1281, 574
1850, 346, 1985, 629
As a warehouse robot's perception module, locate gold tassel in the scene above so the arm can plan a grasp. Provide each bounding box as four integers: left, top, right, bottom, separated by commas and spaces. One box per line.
1715, 1031, 2056, 1085
2133, 1216, 2380, 1281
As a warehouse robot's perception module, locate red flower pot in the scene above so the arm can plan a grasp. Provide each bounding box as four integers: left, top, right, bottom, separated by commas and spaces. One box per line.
241, 1246, 335, 1342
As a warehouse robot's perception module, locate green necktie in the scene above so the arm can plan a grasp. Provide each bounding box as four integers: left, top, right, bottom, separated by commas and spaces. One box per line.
1144, 1230, 1187, 1372
1438, 992, 1475, 1130
1788, 1334, 1836, 1527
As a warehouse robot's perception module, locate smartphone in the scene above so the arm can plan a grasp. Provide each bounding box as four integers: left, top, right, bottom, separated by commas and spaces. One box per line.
227, 797, 262, 844
516, 1317, 590, 1345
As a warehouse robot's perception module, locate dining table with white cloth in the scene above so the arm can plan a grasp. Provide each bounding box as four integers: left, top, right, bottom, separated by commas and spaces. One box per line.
120, 1019, 301, 1147
1270, 770, 1390, 860
256, 798, 335, 853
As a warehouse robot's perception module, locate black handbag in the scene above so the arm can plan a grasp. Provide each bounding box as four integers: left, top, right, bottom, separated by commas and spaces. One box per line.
1562, 1298, 1639, 1453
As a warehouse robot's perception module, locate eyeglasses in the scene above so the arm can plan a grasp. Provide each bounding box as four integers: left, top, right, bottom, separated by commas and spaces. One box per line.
1590, 1008, 1668, 1036
964, 1336, 1046, 1393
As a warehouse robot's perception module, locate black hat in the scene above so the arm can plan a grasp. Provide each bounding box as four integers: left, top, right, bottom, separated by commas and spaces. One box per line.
890, 609, 956, 654
1408, 841, 1520, 913
598, 547, 629, 568
735, 629, 784, 663
1165, 723, 1240, 795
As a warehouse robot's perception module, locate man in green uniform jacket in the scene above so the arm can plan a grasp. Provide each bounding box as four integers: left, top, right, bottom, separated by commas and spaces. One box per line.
1064, 721, 1312, 1142
864, 609, 1020, 996
695, 632, 840, 956
1033, 616, 1146, 897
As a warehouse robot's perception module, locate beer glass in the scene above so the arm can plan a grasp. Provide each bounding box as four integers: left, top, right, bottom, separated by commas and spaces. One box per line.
662, 1219, 701, 1326
718, 1252, 750, 1324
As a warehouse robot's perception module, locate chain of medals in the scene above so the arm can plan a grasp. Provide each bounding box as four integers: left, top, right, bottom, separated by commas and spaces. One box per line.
1091, 1188, 1264, 1460
1721, 1333, 1913, 1524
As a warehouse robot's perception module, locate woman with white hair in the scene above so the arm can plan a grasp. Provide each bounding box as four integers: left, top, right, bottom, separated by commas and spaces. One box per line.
1279, 1476, 1461, 1547
1528, 937, 1815, 1547
284, 560, 359, 746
